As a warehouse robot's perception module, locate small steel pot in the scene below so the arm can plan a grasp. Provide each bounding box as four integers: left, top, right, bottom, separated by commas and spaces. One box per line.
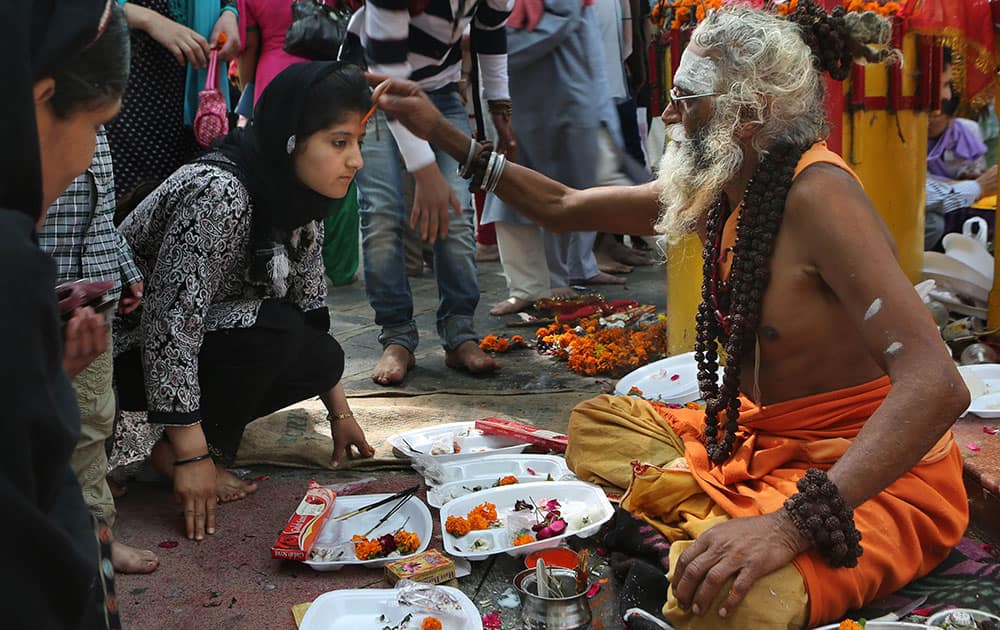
513, 567, 592, 630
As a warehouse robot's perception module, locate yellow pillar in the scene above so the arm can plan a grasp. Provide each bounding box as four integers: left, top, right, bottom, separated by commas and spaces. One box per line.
841, 31, 926, 283
664, 31, 926, 355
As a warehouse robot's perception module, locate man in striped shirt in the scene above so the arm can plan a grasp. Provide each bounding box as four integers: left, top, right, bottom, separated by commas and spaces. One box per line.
358, 0, 515, 385
38, 126, 159, 575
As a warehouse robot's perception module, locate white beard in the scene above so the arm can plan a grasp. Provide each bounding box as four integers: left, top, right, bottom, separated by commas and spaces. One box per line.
654, 116, 745, 244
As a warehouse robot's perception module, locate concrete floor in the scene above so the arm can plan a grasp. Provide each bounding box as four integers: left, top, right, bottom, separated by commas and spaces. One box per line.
114, 253, 668, 630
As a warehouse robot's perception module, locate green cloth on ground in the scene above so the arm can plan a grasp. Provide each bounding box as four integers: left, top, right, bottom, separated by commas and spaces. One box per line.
323, 182, 359, 286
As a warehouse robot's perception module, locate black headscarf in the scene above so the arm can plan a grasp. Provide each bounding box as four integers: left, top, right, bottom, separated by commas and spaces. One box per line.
216, 61, 352, 232
0, 1, 115, 626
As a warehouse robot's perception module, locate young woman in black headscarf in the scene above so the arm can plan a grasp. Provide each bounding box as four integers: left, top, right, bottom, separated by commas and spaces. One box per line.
1, 1, 130, 627
114, 61, 375, 542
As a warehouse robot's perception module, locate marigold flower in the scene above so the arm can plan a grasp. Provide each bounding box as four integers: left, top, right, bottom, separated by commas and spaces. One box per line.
422, 619, 442, 630
394, 530, 421, 555
468, 513, 489, 531
471, 502, 498, 523
513, 533, 535, 546
352, 535, 383, 561
499, 475, 519, 486
446, 515, 471, 537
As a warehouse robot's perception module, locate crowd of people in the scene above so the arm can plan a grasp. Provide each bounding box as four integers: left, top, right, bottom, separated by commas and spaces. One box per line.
2, 0, 980, 629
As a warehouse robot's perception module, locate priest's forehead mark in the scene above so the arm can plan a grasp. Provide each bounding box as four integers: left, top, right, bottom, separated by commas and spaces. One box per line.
674, 47, 718, 94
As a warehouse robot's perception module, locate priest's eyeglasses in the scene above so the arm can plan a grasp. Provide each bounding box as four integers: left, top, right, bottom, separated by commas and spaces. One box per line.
668, 86, 719, 105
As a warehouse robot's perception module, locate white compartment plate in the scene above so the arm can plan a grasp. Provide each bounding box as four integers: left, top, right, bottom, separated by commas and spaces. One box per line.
299, 586, 484, 630
813, 623, 935, 630
304, 492, 432, 571
614, 352, 700, 404
387, 421, 531, 463
439, 480, 614, 561
425, 454, 572, 487
959, 364, 1000, 418
926, 607, 1000, 628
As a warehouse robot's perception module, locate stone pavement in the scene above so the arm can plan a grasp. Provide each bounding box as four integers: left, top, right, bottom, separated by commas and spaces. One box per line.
114, 254, 668, 630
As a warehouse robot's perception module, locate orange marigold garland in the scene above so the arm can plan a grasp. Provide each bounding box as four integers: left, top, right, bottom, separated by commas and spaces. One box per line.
480, 334, 527, 354
535, 315, 667, 377
446, 502, 500, 537
352, 527, 422, 561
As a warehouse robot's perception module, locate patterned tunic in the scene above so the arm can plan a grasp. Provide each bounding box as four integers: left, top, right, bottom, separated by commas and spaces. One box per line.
115, 156, 327, 425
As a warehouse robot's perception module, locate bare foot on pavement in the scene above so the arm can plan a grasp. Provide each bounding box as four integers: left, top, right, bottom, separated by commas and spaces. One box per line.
490, 297, 532, 315
216, 465, 258, 503
372, 344, 416, 385
112, 541, 160, 574
445, 340, 501, 374
596, 253, 633, 275
550, 286, 578, 299
575, 272, 626, 285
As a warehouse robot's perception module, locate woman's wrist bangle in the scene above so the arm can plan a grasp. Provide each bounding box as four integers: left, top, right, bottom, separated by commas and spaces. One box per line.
173, 453, 211, 466
330, 412, 355, 423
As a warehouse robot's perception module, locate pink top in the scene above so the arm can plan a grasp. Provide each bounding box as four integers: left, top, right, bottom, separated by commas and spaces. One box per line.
240, 0, 315, 105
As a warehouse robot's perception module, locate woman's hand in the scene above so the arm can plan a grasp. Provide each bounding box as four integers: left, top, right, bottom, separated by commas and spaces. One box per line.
173, 457, 218, 541
332, 415, 375, 469
119, 280, 144, 314
670, 511, 809, 618
210, 10, 241, 62
63, 306, 109, 378
368, 76, 448, 143
135, 6, 211, 68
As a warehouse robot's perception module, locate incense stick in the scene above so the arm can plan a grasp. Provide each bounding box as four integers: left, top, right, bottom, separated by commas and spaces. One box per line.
330, 485, 420, 522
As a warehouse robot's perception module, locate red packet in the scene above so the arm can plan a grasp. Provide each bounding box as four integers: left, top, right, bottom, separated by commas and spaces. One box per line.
271, 480, 336, 561
475, 418, 568, 452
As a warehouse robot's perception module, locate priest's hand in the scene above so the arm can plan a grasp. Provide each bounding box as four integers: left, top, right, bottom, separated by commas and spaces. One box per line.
368, 76, 446, 143
670, 511, 809, 619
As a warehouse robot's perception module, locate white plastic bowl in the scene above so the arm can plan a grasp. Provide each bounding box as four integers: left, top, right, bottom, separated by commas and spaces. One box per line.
299, 586, 483, 630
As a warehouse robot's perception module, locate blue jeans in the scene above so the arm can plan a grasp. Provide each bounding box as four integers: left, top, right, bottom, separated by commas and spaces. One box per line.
356, 89, 479, 352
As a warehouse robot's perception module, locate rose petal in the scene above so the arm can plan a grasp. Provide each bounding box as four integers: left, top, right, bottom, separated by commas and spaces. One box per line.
984, 427, 999, 435
967, 443, 982, 451
254, 475, 270, 482
527, 468, 537, 476
670, 374, 680, 381
585, 583, 601, 598
158, 540, 179, 549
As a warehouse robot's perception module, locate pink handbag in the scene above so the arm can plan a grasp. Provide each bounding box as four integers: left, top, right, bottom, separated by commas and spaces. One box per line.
193, 49, 229, 148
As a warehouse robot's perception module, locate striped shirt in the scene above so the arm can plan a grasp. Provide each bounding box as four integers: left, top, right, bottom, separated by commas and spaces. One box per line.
361, 0, 513, 170
926, 175, 982, 216
37, 126, 142, 303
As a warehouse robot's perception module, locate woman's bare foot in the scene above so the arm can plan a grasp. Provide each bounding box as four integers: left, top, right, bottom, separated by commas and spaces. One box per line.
372, 344, 416, 385
445, 340, 501, 374
575, 272, 627, 285
550, 286, 578, 299
216, 465, 258, 503
111, 541, 160, 574
490, 297, 532, 315
107, 476, 128, 498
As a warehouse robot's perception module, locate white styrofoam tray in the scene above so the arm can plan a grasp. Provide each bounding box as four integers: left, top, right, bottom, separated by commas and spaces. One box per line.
614, 352, 700, 404
959, 364, 1000, 418
299, 586, 483, 630
424, 454, 575, 508
304, 492, 431, 571
813, 623, 935, 630
387, 421, 531, 463
438, 480, 614, 561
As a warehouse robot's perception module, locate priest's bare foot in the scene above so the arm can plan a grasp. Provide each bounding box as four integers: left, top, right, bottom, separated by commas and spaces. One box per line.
575, 272, 626, 285
550, 286, 578, 299
112, 541, 160, 574
490, 297, 532, 315
445, 340, 501, 374
372, 344, 416, 385
216, 465, 258, 503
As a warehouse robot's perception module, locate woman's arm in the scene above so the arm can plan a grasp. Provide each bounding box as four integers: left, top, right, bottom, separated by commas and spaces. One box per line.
238, 26, 260, 89
374, 77, 663, 235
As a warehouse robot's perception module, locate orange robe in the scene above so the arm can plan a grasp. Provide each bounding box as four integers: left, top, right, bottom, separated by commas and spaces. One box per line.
676, 143, 964, 625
